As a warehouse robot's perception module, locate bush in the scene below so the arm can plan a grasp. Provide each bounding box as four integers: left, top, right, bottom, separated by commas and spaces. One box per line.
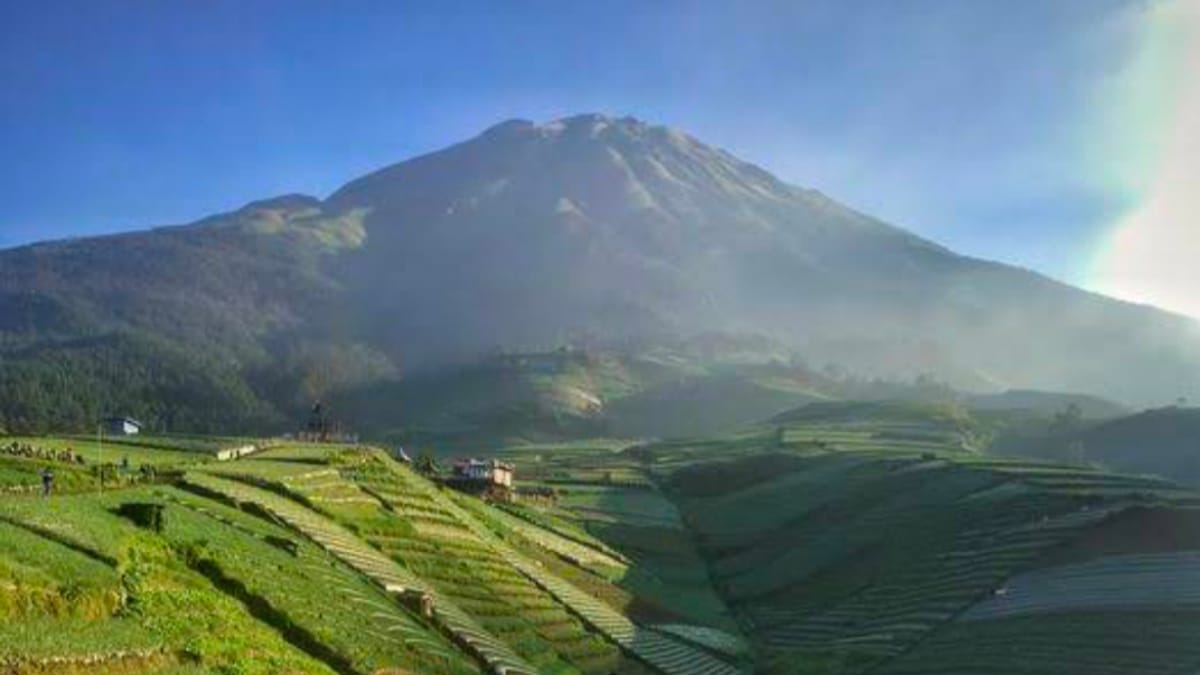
113, 502, 165, 532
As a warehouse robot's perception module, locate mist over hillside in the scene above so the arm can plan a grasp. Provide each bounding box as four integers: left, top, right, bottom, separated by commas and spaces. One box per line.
1, 113, 1197, 434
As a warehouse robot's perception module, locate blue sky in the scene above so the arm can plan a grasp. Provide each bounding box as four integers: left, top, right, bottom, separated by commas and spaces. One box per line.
1, 0, 1194, 310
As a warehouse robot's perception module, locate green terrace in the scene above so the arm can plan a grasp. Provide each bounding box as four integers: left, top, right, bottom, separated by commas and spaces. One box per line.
2, 410, 1200, 674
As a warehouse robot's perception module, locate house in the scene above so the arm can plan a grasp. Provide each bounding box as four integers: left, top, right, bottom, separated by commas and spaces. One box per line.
451, 458, 514, 488
105, 416, 142, 436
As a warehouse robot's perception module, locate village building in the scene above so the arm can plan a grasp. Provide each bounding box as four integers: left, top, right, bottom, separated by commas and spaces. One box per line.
105, 416, 142, 436
450, 458, 515, 488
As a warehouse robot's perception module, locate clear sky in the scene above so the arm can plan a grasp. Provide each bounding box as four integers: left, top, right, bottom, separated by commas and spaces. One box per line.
1, 1, 1196, 315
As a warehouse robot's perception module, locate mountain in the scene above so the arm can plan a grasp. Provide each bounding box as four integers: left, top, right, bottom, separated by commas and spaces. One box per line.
2, 113, 1198, 434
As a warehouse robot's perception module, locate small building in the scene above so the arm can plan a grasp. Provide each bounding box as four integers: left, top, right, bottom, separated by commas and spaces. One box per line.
105, 416, 142, 436
451, 458, 514, 488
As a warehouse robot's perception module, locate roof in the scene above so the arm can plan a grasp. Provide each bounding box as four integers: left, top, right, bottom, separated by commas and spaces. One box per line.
452, 458, 515, 471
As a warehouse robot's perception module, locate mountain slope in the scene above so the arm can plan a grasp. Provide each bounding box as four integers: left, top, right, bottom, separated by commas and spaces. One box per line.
2, 113, 1198, 433
325, 114, 1200, 402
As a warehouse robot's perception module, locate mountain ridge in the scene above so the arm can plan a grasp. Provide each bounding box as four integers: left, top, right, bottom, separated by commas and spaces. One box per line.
1, 113, 1197, 434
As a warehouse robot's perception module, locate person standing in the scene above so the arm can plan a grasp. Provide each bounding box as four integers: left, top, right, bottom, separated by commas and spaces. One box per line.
40, 468, 54, 496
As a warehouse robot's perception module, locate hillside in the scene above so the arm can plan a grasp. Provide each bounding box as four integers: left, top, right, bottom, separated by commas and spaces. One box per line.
332, 343, 832, 446
3, 114, 1200, 435
991, 406, 1200, 486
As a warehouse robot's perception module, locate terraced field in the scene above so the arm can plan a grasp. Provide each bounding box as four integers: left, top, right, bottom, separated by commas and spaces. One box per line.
494, 442, 743, 631
393, 468, 741, 675
644, 405, 1200, 675
879, 610, 1200, 675
183, 470, 542, 674
4, 406, 1200, 674
0, 475, 462, 672
960, 551, 1200, 620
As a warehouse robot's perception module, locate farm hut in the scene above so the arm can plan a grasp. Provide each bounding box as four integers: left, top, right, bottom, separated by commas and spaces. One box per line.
452, 458, 515, 488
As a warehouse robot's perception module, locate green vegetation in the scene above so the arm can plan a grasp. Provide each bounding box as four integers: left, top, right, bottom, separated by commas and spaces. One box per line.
5, 435, 214, 466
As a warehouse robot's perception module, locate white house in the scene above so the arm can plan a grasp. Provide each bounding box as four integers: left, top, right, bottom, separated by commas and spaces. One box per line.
105, 416, 142, 436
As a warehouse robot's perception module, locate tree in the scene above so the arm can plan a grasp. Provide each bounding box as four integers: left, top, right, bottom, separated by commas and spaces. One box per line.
1066, 439, 1087, 464
1050, 403, 1084, 436
414, 448, 440, 476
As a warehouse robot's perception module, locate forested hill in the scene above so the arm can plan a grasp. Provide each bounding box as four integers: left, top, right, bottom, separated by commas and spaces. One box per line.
0, 197, 378, 432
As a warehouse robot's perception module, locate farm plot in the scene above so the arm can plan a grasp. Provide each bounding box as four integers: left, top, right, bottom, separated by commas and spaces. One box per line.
468, 499, 628, 573
366, 460, 744, 675
0, 463, 40, 490
0, 519, 123, 619
250, 443, 353, 463
960, 551, 1200, 621
0, 616, 169, 672
0, 489, 154, 561
555, 485, 683, 529
714, 463, 998, 593
9, 435, 217, 466
497, 503, 626, 561
878, 610, 1200, 675
651, 625, 749, 658
751, 504, 1115, 657
0, 485, 343, 673
669, 447, 1167, 666
342, 457, 622, 674
156, 489, 475, 674
181, 471, 541, 675
676, 452, 881, 539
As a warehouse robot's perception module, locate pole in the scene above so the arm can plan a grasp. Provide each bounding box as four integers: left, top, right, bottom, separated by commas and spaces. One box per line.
97, 423, 103, 494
